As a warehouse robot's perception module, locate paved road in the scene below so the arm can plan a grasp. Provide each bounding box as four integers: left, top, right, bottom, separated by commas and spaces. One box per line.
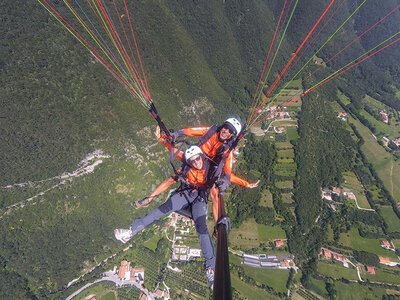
66, 271, 154, 300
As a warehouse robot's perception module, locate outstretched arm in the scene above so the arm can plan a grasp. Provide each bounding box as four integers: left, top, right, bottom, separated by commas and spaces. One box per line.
230, 174, 260, 188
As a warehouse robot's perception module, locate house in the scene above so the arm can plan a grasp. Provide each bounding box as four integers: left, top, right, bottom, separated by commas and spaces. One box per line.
379, 256, 398, 266
337, 112, 347, 121
344, 192, 356, 200
274, 240, 284, 247
393, 138, 400, 147
381, 240, 391, 249
140, 293, 147, 300
380, 111, 389, 123
131, 267, 144, 283
322, 249, 332, 259
189, 248, 202, 258
278, 111, 290, 118
275, 127, 285, 133
332, 187, 342, 196
118, 260, 130, 279
366, 266, 375, 275
322, 189, 332, 201
155, 289, 163, 298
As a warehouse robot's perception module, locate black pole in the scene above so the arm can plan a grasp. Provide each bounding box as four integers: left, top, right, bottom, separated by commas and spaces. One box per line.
213, 195, 232, 300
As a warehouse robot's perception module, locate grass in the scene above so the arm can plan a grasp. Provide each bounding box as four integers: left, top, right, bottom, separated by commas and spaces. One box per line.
363, 266, 400, 285
337, 90, 351, 105
229, 219, 260, 249
281, 193, 294, 204
349, 116, 400, 202
143, 234, 161, 251
274, 162, 297, 177
360, 109, 400, 139
317, 261, 359, 280
335, 281, 387, 300
258, 224, 287, 242
277, 149, 295, 159
286, 127, 299, 141
242, 266, 289, 294
99, 291, 117, 300
310, 277, 328, 298
393, 239, 400, 249
231, 273, 280, 300
379, 206, 400, 233
275, 142, 293, 149
276, 181, 293, 189
339, 227, 399, 260
260, 189, 274, 208
341, 171, 371, 209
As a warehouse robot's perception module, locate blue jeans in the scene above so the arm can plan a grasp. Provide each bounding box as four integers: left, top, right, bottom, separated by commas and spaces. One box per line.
131, 189, 215, 270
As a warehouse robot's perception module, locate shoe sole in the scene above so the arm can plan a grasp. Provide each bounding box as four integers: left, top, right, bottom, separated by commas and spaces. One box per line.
114, 229, 127, 244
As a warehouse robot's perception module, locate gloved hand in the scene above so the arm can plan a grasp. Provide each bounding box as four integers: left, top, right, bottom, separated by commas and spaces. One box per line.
131, 197, 152, 209
216, 176, 230, 192
169, 130, 183, 141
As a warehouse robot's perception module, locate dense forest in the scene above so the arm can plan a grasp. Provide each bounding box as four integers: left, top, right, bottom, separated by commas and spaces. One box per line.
1, 0, 399, 298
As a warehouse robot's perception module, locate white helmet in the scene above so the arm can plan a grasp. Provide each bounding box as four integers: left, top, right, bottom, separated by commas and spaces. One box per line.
223, 118, 242, 137
184, 145, 203, 162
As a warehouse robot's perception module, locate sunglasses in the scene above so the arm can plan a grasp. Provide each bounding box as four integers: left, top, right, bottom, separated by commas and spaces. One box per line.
189, 155, 202, 164
222, 125, 235, 135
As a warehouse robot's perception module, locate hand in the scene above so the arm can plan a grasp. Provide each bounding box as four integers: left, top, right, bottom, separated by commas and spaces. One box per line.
154, 126, 161, 139
247, 180, 260, 189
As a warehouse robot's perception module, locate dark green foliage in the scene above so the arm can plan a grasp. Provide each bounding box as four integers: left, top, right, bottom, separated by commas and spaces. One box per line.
228, 133, 276, 227
353, 250, 380, 267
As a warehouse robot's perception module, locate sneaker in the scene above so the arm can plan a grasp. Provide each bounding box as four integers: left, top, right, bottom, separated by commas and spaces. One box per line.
131, 197, 152, 209
206, 268, 214, 290
114, 227, 133, 244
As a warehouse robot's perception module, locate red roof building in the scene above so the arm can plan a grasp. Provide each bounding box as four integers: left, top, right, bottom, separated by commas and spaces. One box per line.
332, 187, 341, 195
323, 249, 332, 259
274, 240, 284, 247
381, 240, 391, 249
118, 260, 130, 278
366, 266, 375, 275
380, 111, 389, 123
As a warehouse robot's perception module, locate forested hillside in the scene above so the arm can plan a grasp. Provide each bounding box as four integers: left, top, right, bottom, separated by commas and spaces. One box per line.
1, 0, 399, 298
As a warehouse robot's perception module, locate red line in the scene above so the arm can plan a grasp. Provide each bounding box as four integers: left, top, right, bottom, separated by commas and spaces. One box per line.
302, 4, 400, 83
250, 0, 336, 123
40, 0, 141, 100
278, 0, 347, 91
249, 0, 288, 122
123, 0, 151, 101
251, 37, 400, 127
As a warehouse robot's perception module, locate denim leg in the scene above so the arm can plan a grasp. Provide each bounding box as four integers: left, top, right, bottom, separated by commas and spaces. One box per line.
191, 200, 215, 270
131, 191, 189, 236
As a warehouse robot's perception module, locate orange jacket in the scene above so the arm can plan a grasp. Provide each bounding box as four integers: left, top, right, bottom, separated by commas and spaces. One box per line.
159, 135, 249, 187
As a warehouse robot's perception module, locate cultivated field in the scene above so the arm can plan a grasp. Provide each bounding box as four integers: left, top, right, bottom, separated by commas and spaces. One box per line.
317, 261, 359, 280
260, 189, 274, 208
379, 206, 400, 233
349, 117, 400, 202
342, 171, 371, 209
258, 224, 287, 242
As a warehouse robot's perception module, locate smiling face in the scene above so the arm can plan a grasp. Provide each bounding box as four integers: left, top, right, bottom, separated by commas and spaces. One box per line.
219, 125, 235, 141
188, 154, 203, 169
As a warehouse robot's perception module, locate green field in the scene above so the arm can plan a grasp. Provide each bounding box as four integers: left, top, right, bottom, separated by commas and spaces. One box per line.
275, 142, 293, 149
276, 181, 293, 189
337, 90, 351, 105
143, 234, 161, 251
274, 162, 297, 178
309, 277, 328, 298
231, 274, 279, 300
277, 149, 295, 159
242, 266, 289, 294
281, 193, 294, 204
100, 291, 117, 300
286, 127, 299, 141
379, 206, 400, 233
260, 189, 274, 208
339, 227, 398, 260
335, 281, 387, 300
230, 219, 260, 248
349, 117, 400, 201
363, 267, 400, 284
393, 239, 400, 248
317, 261, 359, 280
273, 120, 298, 126
360, 109, 400, 139
342, 171, 371, 209
258, 224, 287, 242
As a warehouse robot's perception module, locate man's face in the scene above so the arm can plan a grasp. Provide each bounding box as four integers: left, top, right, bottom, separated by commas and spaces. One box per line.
219, 125, 235, 141
189, 154, 203, 170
